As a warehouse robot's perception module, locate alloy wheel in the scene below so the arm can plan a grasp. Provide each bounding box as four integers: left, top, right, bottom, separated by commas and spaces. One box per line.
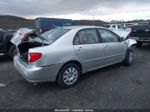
63, 67, 79, 85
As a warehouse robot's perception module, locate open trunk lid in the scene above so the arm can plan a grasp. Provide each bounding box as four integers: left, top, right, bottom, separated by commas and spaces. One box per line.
11, 28, 70, 63
11, 28, 32, 46
11, 28, 49, 63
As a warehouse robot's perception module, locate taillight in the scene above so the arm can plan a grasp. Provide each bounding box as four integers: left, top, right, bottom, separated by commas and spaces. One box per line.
28, 53, 42, 63
132, 29, 137, 32
20, 32, 28, 40
40, 27, 43, 33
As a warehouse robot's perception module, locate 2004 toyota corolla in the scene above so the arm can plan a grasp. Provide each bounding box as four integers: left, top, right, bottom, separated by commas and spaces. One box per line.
11, 26, 136, 88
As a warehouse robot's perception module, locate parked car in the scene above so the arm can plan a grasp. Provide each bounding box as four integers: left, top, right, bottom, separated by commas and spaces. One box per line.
11, 26, 136, 88
103, 24, 126, 30
35, 18, 73, 33
103, 24, 131, 39
0, 29, 17, 58
128, 22, 150, 47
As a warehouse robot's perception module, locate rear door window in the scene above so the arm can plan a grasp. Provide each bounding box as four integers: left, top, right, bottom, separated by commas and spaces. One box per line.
74, 29, 99, 45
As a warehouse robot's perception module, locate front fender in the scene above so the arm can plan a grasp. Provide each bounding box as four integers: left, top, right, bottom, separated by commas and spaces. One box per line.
125, 39, 137, 48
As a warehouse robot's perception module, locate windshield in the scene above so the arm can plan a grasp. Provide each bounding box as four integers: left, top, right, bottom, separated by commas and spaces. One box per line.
41, 28, 70, 44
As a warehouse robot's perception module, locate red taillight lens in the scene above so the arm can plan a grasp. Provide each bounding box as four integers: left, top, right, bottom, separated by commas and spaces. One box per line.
28, 53, 42, 63
20, 32, 28, 40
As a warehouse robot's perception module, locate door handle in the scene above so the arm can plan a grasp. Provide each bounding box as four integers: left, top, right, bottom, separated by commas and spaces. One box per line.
78, 47, 84, 51
105, 44, 108, 48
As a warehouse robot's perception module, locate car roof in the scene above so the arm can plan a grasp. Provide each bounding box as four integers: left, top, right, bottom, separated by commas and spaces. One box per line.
62, 25, 106, 30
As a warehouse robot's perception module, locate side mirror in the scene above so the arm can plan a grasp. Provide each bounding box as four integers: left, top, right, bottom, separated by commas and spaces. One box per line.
120, 37, 125, 41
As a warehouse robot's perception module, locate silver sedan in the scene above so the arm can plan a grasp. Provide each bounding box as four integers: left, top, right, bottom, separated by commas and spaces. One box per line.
12, 26, 136, 88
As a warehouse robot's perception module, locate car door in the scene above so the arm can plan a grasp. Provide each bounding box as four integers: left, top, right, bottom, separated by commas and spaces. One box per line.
98, 29, 126, 65
73, 28, 105, 71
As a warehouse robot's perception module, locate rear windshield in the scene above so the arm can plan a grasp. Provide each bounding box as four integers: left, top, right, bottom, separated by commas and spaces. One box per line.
41, 28, 70, 44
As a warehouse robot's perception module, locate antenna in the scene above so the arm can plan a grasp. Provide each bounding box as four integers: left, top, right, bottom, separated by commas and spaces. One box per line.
93, 15, 95, 25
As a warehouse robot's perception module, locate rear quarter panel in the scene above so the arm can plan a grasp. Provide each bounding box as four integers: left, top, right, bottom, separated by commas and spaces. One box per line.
28, 29, 82, 69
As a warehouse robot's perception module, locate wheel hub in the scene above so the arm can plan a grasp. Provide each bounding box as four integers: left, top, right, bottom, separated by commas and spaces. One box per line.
63, 67, 78, 85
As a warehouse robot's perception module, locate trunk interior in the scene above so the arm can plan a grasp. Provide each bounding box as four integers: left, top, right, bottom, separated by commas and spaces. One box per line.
18, 42, 43, 62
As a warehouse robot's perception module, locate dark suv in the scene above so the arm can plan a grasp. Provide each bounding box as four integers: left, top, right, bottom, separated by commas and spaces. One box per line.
35, 18, 73, 33
128, 22, 150, 47
0, 29, 16, 58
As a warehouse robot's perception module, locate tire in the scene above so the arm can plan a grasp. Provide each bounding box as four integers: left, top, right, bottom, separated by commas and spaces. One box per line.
123, 49, 133, 66
8, 45, 16, 59
57, 63, 81, 88
136, 42, 142, 47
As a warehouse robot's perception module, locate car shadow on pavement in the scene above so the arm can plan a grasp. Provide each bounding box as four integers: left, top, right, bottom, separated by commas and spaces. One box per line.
0, 55, 11, 63
137, 44, 150, 51
15, 63, 122, 91
80, 63, 122, 82
18, 80, 64, 91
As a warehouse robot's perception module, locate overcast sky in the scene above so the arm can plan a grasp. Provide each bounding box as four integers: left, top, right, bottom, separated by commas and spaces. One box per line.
0, 0, 150, 21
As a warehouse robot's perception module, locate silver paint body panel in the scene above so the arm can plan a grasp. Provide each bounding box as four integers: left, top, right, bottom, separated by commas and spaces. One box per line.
13, 26, 136, 82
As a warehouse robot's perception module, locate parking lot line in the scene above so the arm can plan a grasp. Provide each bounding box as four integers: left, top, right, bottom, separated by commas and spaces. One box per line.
0, 83, 6, 87
0, 53, 4, 56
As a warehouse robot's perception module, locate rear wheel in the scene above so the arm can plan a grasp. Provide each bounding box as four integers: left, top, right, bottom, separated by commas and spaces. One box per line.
123, 49, 133, 66
8, 45, 16, 59
57, 63, 81, 88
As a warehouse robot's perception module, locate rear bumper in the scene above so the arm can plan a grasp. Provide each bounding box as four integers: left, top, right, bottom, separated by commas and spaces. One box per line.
129, 37, 150, 43
14, 56, 63, 83
0, 49, 7, 54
